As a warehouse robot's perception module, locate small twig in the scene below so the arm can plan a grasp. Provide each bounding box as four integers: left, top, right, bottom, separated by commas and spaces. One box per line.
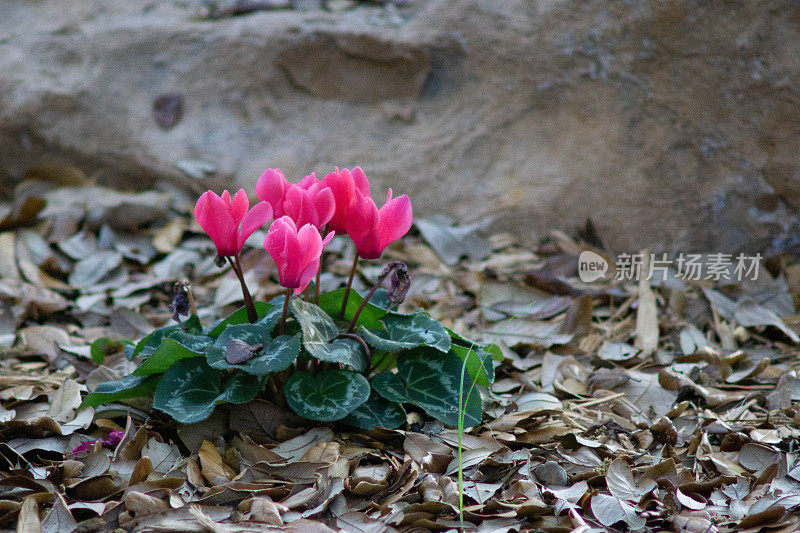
571, 392, 627, 409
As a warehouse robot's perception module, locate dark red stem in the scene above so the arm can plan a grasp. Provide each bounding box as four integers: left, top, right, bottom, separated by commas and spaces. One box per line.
339, 253, 359, 320
279, 288, 292, 335
228, 256, 258, 323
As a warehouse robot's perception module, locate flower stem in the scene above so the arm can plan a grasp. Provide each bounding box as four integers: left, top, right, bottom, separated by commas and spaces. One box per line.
346, 261, 403, 333
228, 256, 258, 323
339, 252, 359, 320
279, 288, 292, 335
315, 228, 327, 305
314, 267, 321, 305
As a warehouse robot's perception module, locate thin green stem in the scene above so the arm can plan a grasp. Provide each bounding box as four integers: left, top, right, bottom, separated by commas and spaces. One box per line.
339, 253, 359, 320
279, 288, 292, 335
456, 301, 540, 527
228, 256, 258, 323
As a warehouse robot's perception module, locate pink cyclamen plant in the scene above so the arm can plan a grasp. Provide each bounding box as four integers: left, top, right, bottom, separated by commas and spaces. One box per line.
194, 189, 273, 258
256, 169, 335, 229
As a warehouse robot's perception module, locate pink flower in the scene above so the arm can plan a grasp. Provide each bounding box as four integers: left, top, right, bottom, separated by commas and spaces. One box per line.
321, 167, 371, 234
345, 189, 412, 259
256, 170, 335, 229
102, 430, 125, 448
195, 189, 273, 257
256, 169, 289, 218
70, 429, 126, 456
264, 216, 334, 295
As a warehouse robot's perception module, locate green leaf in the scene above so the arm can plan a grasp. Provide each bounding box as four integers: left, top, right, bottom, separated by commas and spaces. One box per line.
170, 332, 214, 353
182, 314, 204, 335
206, 325, 300, 375
133, 325, 181, 358
90, 337, 132, 364
80, 374, 160, 408
132, 333, 211, 377
343, 391, 407, 430
257, 305, 284, 333
285, 369, 369, 422
371, 372, 412, 403
206, 302, 275, 338
317, 288, 387, 329
153, 358, 258, 424
365, 288, 396, 312
290, 299, 367, 371
447, 327, 503, 362
360, 312, 450, 353
450, 344, 494, 386
397, 348, 482, 427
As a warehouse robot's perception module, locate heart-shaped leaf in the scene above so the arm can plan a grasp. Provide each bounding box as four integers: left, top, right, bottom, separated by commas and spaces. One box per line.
344, 391, 407, 430
371, 372, 412, 403
153, 358, 258, 423
360, 312, 451, 353
206, 302, 276, 338
182, 314, 204, 335
206, 325, 300, 375
395, 348, 482, 427
285, 369, 369, 422
448, 328, 503, 362
90, 337, 132, 365
290, 299, 367, 371
450, 344, 494, 386
133, 325, 181, 358
80, 374, 160, 408
317, 288, 387, 329
133, 332, 213, 377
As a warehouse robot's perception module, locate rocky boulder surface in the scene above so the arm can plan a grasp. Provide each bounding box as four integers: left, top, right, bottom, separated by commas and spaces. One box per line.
1, 0, 798, 253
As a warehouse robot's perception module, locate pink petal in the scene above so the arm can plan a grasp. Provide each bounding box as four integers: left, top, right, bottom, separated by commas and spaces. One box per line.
297, 173, 318, 190
230, 189, 250, 226
322, 168, 356, 234
295, 258, 320, 295
377, 193, 413, 251
297, 194, 318, 228
236, 201, 273, 251
296, 223, 323, 267
102, 430, 125, 447
313, 187, 336, 228
256, 169, 288, 217
195, 191, 237, 256
345, 191, 378, 241
351, 166, 371, 196
265, 217, 302, 288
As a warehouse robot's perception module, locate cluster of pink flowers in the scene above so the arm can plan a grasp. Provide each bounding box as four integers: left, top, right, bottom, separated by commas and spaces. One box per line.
194, 167, 412, 295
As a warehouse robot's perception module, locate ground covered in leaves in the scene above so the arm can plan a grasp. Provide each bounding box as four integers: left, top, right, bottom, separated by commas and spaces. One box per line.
2, 177, 800, 532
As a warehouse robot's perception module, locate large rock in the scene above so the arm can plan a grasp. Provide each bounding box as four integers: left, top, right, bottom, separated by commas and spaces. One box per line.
1, 0, 798, 254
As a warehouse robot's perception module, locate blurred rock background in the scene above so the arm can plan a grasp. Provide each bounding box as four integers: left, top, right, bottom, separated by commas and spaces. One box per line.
1, 0, 799, 254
